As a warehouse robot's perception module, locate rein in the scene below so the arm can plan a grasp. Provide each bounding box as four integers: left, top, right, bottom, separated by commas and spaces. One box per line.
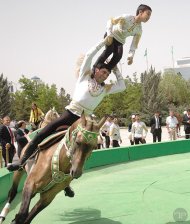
39, 124, 98, 193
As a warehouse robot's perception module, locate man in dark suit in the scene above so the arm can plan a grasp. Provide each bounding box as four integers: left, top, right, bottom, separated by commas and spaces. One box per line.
0, 116, 16, 166
15, 120, 29, 158
150, 111, 162, 142
182, 109, 190, 139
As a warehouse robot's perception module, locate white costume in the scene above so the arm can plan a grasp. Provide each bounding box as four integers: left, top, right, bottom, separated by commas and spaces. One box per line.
66, 40, 126, 117
107, 14, 142, 58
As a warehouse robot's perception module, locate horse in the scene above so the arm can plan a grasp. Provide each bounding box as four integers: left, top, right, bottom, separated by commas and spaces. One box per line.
0, 107, 60, 223
38, 107, 60, 128
174, 112, 183, 136
0, 113, 106, 224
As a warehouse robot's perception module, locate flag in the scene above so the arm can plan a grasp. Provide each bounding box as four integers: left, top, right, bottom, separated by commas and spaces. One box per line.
144, 48, 147, 57
171, 46, 173, 54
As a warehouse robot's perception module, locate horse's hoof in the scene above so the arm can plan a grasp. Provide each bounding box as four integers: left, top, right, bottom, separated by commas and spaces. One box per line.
64, 187, 75, 198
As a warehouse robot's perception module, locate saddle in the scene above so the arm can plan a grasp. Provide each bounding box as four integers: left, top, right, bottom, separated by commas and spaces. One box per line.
38, 130, 67, 150
28, 125, 69, 151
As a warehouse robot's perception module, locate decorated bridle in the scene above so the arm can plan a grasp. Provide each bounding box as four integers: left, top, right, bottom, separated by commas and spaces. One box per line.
65, 124, 98, 158
39, 123, 98, 193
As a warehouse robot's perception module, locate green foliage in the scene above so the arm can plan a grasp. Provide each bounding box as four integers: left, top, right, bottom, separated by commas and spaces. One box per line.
95, 79, 142, 125
0, 74, 11, 117
159, 69, 190, 106
141, 67, 167, 124
2, 67, 190, 125
10, 76, 71, 120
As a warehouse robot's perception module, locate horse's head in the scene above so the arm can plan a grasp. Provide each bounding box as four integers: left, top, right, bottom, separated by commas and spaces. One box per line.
68, 113, 106, 179
44, 107, 60, 123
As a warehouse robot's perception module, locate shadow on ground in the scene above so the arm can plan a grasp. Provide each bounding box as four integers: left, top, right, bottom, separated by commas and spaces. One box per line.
166, 221, 190, 224
57, 208, 121, 224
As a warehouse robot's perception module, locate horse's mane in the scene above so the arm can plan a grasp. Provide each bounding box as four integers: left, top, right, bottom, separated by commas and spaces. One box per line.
75, 54, 85, 78
40, 108, 60, 128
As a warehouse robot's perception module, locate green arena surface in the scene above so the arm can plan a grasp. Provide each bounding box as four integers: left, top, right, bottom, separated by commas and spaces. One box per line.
1, 153, 190, 224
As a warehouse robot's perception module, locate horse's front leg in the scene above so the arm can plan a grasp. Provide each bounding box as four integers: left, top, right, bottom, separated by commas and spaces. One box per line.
11, 180, 35, 224
23, 192, 56, 224
24, 181, 71, 224
0, 170, 25, 224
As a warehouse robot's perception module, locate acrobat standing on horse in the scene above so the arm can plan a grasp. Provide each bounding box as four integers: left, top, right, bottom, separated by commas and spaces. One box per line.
7, 37, 126, 195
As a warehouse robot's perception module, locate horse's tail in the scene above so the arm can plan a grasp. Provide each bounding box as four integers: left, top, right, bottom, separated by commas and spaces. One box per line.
75, 54, 85, 78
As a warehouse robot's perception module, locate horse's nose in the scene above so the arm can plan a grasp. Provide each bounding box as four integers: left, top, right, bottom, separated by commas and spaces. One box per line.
70, 169, 82, 179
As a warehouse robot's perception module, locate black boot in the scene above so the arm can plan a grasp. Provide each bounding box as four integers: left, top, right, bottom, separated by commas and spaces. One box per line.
7, 142, 37, 171
64, 186, 75, 198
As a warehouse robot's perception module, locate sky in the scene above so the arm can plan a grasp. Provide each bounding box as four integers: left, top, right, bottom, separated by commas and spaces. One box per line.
0, 0, 190, 96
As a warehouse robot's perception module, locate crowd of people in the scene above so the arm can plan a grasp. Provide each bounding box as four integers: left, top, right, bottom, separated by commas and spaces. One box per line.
1, 107, 190, 168
97, 109, 190, 149
0, 103, 44, 167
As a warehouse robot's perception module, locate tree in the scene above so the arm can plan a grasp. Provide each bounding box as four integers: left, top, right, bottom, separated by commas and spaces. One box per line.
95, 78, 142, 125
11, 91, 30, 121
159, 69, 190, 107
10, 76, 71, 120
141, 67, 166, 123
0, 74, 12, 117
57, 88, 71, 114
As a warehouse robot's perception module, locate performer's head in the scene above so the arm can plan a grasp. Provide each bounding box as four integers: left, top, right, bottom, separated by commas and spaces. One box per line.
31, 103, 37, 110
92, 63, 111, 84
17, 120, 26, 129
136, 4, 152, 23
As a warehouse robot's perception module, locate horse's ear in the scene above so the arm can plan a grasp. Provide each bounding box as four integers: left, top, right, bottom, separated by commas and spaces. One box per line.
52, 106, 55, 111
81, 111, 86, 127
97, 115, 107, 129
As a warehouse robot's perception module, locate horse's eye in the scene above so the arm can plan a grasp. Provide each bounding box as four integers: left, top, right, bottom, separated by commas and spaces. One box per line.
76, 141, 80, 146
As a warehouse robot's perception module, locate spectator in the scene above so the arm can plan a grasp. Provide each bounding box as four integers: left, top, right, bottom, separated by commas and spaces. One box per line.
166, 110, 178, 140
97, 132, 104, 149
15, 120, 30, 158
128, 114, 136, 145
29, 103, 44, 130
131, 114, 148, 144
110, 117, 122, 147
100, 116, 113, 148
182, 109, 190, 139
150, 111, 162, 142
0, 116, 16, 166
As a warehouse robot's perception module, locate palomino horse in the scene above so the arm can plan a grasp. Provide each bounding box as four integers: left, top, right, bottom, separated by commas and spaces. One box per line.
0, 113, 106, 224
38, 107, 60, 128
175, 112, 183, 136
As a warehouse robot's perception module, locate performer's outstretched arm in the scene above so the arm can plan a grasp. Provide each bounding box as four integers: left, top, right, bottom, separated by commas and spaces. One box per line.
79, 39, 106, 77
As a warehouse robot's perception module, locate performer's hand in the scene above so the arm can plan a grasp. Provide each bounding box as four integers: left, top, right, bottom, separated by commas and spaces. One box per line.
127, 57, 133, 65
112, 64, 119, 73
5, 143, 10, 149
104, 36, 113, 46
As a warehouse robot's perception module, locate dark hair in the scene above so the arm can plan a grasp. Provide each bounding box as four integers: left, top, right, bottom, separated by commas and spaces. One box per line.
136, 4, 152, 15
95, 62, 111, 73
17, 120, 26, 128
187, 109, 190, 112
91, 62, 111, 86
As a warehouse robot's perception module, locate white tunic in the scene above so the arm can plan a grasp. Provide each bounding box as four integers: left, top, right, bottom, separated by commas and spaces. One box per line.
166, 116, 178, 128
101, 121, 112, 136
131, 121, 148, 138
109, 123, 121, 141
107, 14, 142, 58
66, 40, 126, 117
